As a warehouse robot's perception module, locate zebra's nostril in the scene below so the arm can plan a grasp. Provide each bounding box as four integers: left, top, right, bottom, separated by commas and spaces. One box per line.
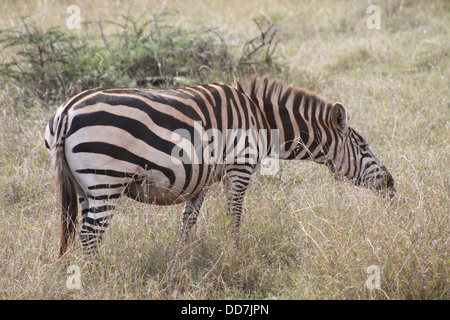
388, 176, 394, 188
382, 172, 395, 197
388, 178, 395, 196
384, 171, 394, 188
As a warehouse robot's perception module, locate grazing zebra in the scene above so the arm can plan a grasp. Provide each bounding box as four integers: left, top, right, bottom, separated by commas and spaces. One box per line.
45, 76, 395, 257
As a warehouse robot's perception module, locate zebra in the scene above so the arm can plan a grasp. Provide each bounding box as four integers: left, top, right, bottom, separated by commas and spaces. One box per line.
45, 76, 395, 257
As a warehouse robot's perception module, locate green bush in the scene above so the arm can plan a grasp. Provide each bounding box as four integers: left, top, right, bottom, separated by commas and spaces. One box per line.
0, 17, 85, 107
0, 12, 281, 109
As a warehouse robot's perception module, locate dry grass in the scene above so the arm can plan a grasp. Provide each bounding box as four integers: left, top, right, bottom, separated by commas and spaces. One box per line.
0, 0, 448, 300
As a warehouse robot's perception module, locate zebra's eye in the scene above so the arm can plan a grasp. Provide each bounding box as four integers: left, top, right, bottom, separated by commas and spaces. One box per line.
360, 144, 369, 152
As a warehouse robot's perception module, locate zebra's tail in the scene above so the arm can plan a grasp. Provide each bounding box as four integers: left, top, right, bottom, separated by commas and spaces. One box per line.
53, 114, 78, 258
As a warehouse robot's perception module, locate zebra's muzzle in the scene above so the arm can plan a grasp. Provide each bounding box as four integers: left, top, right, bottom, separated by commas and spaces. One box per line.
358, 166, 395, 198
384, 171, 396, 198
371, 170, 395, 198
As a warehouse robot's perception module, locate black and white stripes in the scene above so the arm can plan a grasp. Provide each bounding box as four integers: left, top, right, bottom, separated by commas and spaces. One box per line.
243, 76, 395, 193
45, 76, 394, 257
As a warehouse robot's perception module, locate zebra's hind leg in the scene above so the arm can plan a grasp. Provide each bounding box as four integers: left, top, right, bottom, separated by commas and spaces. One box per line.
80, 195, 119, 255
180, 189, 207, 240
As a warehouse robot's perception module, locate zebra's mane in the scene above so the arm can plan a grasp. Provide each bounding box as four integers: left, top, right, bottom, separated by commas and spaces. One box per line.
240, 75, 332, 112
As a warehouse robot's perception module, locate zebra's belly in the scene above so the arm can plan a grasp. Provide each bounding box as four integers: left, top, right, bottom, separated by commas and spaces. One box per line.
125, 163, 224, 205
125, 179, 190, 205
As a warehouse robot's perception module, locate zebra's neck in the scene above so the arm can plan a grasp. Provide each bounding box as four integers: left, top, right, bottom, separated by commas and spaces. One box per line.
244, 76, 332, 162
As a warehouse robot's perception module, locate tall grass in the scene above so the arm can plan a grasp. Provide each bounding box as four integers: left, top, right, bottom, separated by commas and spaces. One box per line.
0, 0, 448, 300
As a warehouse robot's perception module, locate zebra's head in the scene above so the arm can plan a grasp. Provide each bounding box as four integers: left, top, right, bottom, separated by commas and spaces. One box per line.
322, 102, 395, 197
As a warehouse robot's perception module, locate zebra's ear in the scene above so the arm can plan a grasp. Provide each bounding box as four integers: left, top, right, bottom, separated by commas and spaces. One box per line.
331, 102, 349, 134
236, 79, 245, 93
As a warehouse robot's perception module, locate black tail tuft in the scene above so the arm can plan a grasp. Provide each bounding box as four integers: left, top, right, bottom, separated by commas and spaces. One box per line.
53, 115, 78, 258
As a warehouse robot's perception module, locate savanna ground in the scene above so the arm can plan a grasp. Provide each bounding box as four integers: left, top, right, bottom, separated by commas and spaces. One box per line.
0, 0, 448, 300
